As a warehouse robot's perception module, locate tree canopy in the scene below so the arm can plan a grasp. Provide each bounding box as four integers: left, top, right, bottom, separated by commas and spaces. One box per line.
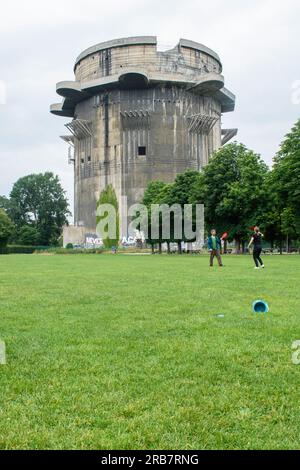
0, 209, 14, 248
96, 184, 120, 249
190, 143, 269, 249
8, 172, 70, 245
271, 119, 300, 237
141, 121, 300, 253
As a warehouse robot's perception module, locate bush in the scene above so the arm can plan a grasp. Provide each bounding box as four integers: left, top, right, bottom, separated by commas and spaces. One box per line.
16, 225, 40, 246
66, 243, 74, 249
39, 247, 104, 255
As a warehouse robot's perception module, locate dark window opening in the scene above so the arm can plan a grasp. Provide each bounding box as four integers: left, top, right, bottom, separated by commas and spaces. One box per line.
138, 146, 146, 156
87, 156, 91, 162
81, 158, 84, 164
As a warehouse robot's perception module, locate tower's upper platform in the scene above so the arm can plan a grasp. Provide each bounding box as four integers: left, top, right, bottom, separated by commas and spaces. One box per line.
50, 36, 235, 118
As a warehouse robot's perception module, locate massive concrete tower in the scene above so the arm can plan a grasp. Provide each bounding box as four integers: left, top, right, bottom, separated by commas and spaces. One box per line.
50, 36, 236, 237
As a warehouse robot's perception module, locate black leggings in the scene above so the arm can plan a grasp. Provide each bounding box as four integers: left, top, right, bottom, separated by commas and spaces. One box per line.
253, 248, 263, 267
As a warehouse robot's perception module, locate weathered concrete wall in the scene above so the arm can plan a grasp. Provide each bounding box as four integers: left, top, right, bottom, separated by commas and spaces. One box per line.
73, 86, 221, 229
74, 42, 222, 84
62, 225, 98, 247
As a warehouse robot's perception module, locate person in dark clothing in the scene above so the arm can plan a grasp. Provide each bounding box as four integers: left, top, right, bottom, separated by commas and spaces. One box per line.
248, 226, 265, 269
207, 229, 223, 267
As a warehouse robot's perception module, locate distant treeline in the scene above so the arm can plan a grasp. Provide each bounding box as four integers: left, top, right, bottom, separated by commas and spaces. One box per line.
140, 119, 300, 253
1, 119, 299, 253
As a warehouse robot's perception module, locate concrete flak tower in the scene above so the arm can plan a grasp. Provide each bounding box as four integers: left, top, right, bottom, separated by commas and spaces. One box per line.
50, 36, 237, 238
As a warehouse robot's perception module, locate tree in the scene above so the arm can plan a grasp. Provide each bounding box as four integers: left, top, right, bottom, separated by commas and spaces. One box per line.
192, 143, 269, 252
153, 183, 174, 254
96, 184, 119, 249
141, 172, 202, 254
169, 170, 202, 253
0, 196, 10, 213
9, 173, 70, 246
0, 209, 14, 249
271, 119, 300, 239
141, 181, 167, 253
281, 207, 297, 252
17, 225, 40, 246
169, 170, 201, 206
261, 208, 282, 250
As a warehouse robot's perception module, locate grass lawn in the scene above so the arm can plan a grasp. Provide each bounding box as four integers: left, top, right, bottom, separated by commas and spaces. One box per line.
0, 253, 299, 450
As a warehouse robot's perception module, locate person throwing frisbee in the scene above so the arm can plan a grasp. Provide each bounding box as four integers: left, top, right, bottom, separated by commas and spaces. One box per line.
208, 229, 223, 267
248, 226, 265, 269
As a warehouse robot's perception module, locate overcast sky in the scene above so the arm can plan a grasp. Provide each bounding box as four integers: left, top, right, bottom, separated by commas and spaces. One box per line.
0, 0, 299, 217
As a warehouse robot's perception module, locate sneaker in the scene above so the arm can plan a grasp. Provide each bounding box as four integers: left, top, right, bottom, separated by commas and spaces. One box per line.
261, 265, 265, 268
254, 267, 260, 270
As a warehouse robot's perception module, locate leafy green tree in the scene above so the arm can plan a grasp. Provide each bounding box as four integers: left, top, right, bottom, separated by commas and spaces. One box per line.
9, 173, 70, 245
271, 119, 300, 238
96, 184, 119, 249
0, 209, 14, 248
0, 196, 10, 213
192, 143, 269, 251
16, 225, 40, 246
169, 170, 201, 253
141, 181, 167, 253
261, 208, 282, 250
141, 172, 202, 254
153, 183, 174, 254
169, 170, 201, 206
281, 207, 298, 252
142, 181, 166, 208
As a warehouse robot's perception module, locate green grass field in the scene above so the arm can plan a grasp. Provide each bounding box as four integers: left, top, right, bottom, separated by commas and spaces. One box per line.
0, 253, 299, 450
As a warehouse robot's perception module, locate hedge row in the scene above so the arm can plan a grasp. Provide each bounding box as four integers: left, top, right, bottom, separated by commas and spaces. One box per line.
0, 245, 50, 254
43, 247, 104, 255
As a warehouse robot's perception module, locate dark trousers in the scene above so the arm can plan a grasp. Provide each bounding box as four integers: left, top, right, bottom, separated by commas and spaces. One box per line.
210, 249, 223, 267
253, 248, 263, 267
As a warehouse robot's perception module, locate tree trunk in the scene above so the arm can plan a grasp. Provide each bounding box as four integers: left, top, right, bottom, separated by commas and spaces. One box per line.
158, 242, 162, 254
167, 242, 171, 254
151, 244, 155, 255
177, 241, 182, 255
235, 238, 241, 254
279, 215, 283, 254
224, 240, 228, 254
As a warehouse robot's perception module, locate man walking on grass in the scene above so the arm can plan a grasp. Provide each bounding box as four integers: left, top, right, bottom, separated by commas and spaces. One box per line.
208, 229, 223, 267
